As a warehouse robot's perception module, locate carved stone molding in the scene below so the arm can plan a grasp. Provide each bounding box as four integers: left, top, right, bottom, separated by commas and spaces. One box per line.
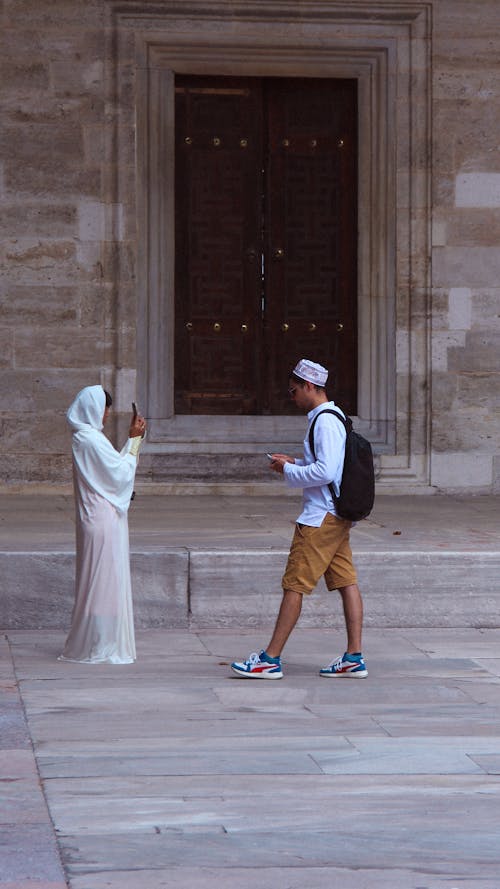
108, 2, 432, 484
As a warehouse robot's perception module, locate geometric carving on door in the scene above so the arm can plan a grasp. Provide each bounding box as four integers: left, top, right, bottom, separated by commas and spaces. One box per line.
175, 75, 357, 416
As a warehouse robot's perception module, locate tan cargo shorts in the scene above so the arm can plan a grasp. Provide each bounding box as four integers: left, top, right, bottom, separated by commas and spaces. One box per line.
281, 512, 358, 594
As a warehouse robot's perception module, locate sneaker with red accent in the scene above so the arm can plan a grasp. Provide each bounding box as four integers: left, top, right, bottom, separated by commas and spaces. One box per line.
231, 650, 283, 679
319, 652, 368, 678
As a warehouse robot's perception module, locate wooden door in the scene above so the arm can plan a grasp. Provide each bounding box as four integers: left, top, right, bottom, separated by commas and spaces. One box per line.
175, 75, 357, 415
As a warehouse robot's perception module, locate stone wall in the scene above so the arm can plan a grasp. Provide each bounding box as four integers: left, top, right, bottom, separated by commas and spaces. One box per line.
1, 0, 499, 491
431, 0, 500, 491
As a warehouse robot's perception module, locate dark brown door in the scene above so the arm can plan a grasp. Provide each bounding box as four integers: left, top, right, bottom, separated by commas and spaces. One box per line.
175, 76, 357, 415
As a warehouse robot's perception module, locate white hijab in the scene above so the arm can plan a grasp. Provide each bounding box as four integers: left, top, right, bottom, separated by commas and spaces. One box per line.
67, 385, 135, 514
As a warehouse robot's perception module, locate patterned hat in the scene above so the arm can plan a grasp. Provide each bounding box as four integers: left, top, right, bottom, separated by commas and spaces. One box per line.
292, 358, 328, 387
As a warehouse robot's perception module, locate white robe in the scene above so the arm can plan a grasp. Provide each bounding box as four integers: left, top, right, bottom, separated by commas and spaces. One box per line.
59, 386, 138, 664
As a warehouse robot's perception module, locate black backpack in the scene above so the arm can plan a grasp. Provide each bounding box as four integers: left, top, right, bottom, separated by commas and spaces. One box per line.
308, 409, 375, 521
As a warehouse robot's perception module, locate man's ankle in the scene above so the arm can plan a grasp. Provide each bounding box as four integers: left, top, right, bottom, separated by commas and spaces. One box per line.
264, 649, 281, 661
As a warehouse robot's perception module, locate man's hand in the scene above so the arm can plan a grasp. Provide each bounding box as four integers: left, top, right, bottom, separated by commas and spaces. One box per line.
268, 454, 295, 475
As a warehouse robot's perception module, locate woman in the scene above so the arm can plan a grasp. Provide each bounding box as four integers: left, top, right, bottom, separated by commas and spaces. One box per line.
59, 385, 146, 664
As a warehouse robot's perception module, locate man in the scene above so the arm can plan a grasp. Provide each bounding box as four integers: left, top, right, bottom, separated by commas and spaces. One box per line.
59, 385, 146, 664
231, 358, 367, 680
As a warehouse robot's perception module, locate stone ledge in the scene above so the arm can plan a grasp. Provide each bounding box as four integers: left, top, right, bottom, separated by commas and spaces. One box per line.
2, 549, 499, 631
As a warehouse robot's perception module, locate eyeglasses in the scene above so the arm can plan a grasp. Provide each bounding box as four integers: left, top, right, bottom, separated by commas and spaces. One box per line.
287, 386, 298, 396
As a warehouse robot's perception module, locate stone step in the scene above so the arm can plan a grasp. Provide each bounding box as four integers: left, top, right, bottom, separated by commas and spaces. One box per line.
2, 547, 499, 630
1, 492, 499, 631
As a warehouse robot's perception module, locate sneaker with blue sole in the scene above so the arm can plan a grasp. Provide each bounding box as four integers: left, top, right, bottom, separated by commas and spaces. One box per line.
231, 650, 283, 679
319, 652, 368, 678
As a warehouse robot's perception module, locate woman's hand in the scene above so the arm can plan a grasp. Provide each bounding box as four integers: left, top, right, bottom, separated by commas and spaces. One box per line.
129, 413, 146, 438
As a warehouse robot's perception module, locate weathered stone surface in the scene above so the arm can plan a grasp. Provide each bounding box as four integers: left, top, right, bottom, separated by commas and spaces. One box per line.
0, 0, 500, 493
14, 329, 109, 368
0, 369, 95, 412
0, 329, 14, 367
0, 286, 79, 325
0, 551, 189, 630
6, 623, 500, 887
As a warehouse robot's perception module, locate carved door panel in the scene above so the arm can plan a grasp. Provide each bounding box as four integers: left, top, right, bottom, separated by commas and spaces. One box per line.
175, 76, 357, 415
264, 78, 357, 415
175, 77, 263, 414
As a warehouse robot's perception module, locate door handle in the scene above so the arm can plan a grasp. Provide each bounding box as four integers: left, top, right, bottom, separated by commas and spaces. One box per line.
273, 248, 285, 260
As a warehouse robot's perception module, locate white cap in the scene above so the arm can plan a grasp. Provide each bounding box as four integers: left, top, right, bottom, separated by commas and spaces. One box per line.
292, 358, 328, 387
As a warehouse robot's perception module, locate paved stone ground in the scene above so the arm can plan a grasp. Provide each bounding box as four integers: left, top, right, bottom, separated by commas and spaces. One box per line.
2, 625, 500, 888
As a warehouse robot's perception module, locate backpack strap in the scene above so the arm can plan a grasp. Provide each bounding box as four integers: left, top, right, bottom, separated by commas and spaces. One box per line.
308, 409, 351, 500
308, 409, 351, 453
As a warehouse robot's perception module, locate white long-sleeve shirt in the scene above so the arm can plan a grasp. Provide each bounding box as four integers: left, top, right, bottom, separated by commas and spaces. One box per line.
283, 401, 347, 526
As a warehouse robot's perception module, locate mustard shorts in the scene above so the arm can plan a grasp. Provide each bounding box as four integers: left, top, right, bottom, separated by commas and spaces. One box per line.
281, 512, 358, 595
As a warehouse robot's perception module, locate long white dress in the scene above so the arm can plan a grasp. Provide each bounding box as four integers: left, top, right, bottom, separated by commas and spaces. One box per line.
59, 386, 138, 664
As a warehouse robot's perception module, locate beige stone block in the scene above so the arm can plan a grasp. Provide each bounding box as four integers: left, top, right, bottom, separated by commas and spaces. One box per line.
457, 373, 500, 411
472, 290, 500, 328
0, 415, 68, 455
432, 220, 447, 246
43, 29, 105, 64
434, 69, 500, 102
0, 329, 14, 367
433, 246, 500, 288
2, 240, 86, 286
445, 210, 500, 247
448, 287, 472, 329
0, 370, 100, 413
0, 286, 78, 325
1, 453, 72, 483
432, 174, 455, 207
431, 452, 493, 488
14, 329, 109, 369
432, 409, 498, 453
430, 290, 451, 330
101, 242, 135, 283
456, 173, 500, 208
433, 99, 500, 172
83, 125, 105, 165
431, 371, 457, 412
0, 27, 43, 63
49, 59, 104, 97
80, 285, 108, 326
432, 331, 466, 372
0, 60, 49, 92
3, 91, 102, 127
114, 368, 138, 413
111, 326, 137, 363
115, 125, 136, 167
78, 200, 125, 243
434, 37, 500, 66
493, 456, 500, 493
0, 205, 77, 239
0, 123, 84, 165
4, 1, 105, 28
448, 330, 500, 372
101, 284, 136, 328
4, 162, 101, 199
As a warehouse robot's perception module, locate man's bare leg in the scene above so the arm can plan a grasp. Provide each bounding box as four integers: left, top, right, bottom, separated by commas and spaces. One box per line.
266, 589, 303, 658
338, 583, 363, 652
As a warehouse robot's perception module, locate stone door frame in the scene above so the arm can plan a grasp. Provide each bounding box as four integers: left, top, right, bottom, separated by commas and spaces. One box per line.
109, 2, 432, 487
